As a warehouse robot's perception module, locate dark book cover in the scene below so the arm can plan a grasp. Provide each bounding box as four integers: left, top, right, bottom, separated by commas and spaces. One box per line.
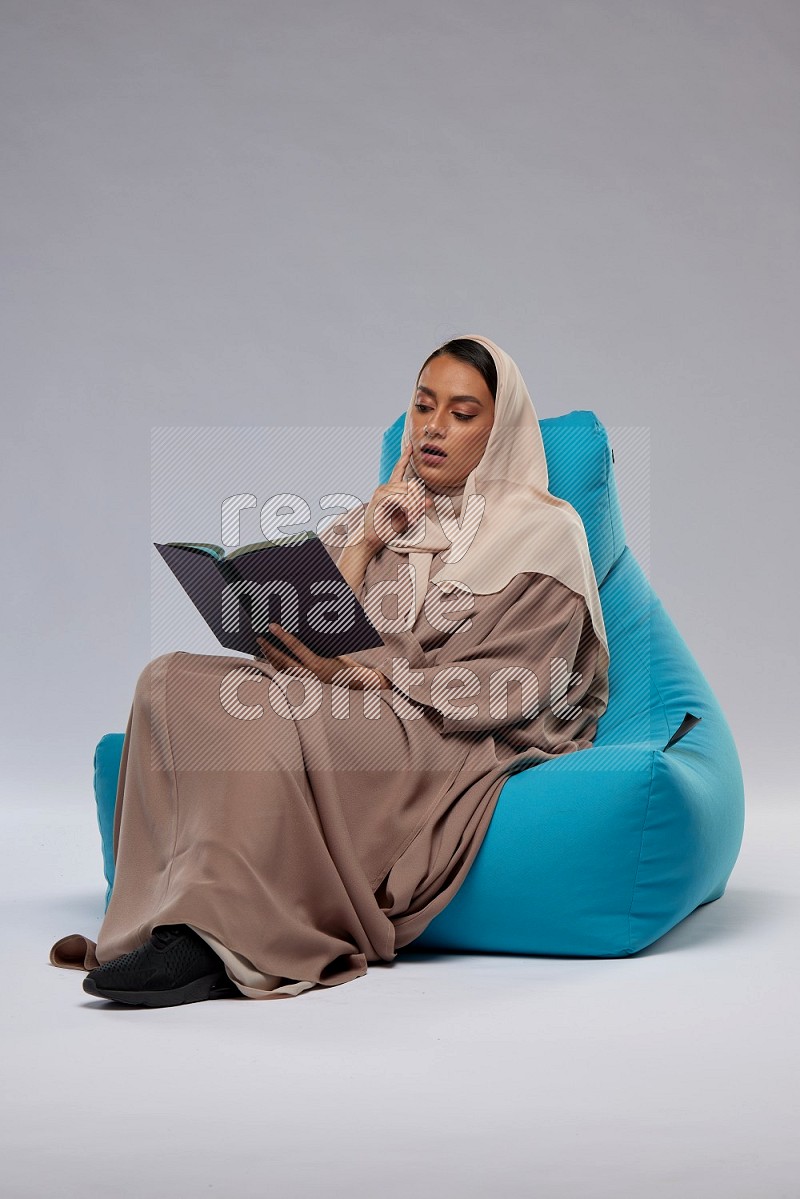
154, 533, 385, 660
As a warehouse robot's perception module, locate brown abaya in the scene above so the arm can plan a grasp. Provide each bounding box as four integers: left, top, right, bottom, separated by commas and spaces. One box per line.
49, 535, 607, 999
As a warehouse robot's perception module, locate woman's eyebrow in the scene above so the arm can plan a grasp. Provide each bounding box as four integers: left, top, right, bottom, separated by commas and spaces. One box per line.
416, 385, 483, 405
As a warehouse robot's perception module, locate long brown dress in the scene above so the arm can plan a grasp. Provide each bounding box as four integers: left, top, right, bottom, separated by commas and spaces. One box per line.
49, 537, 607, 999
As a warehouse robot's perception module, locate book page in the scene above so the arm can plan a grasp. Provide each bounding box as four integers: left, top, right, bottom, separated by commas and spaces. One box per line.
225, 530, 318, 561
166, 543, 225, 558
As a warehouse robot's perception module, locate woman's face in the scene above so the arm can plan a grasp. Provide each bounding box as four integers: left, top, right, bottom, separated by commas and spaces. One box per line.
410, 354, 495, 488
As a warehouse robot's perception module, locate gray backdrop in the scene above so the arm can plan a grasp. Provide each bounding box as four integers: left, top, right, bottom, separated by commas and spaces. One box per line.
2, 0, 797, 798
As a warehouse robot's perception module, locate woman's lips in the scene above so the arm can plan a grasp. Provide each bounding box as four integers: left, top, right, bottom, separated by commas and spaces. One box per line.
420, 445, 447, 464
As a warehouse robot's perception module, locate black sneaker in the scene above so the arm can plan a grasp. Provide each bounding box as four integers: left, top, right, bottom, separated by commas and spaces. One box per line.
83, 924, 239, 1007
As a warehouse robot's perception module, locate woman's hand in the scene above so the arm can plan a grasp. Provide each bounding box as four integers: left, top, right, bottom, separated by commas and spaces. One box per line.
255, 622, 389, 691
362, 441, 432, 555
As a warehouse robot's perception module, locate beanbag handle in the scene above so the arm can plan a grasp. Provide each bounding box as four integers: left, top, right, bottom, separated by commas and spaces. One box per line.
662, 711, 702, 752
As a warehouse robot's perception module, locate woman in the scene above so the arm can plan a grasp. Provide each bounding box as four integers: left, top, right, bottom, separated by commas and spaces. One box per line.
49, 333, 611, 1005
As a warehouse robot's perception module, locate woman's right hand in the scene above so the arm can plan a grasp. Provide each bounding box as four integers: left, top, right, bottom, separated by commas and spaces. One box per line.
362, 442, 432, 554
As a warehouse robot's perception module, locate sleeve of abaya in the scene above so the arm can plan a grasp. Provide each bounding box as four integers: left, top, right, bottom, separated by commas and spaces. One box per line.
347, 571, 599, 740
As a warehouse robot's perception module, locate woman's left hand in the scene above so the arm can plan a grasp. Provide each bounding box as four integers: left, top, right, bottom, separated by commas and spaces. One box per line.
255, 622, 389, 691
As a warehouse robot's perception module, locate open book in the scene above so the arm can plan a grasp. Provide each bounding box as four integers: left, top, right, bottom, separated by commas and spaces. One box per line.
154, 529, 385, 660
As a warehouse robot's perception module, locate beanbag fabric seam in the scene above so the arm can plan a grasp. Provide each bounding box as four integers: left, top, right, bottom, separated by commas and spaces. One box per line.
626, 750, 657, 955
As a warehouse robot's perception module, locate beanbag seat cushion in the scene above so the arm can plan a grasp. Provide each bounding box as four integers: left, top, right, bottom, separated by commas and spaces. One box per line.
92, 410, 744, 956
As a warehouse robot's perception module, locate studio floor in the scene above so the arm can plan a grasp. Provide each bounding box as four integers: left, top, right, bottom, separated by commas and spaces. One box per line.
2, 782, 797, 1199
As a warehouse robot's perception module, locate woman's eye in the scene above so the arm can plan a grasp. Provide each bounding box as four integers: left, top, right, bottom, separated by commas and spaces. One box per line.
414, 401, 473, 422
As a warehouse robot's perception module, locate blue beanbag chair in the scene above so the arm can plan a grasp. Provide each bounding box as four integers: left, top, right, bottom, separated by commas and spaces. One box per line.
93, 410, 744, 956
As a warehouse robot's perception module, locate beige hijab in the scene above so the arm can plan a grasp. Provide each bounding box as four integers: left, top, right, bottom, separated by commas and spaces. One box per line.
382, 332, 610, 703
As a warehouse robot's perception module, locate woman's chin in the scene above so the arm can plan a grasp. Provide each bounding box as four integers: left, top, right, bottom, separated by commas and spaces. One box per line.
430, 477, 466, 494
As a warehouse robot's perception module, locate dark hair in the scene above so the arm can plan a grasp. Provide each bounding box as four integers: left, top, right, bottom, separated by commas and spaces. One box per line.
416, 338, 497, 402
